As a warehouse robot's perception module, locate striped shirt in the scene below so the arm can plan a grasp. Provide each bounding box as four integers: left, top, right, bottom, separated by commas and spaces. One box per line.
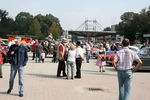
115, 47, 140, 70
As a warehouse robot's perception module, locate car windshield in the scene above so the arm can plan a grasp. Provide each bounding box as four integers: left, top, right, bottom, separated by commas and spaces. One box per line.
138, 47, 150, 56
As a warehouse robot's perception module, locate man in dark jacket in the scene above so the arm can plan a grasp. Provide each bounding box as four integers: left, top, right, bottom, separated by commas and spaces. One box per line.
7, 40, 28, 97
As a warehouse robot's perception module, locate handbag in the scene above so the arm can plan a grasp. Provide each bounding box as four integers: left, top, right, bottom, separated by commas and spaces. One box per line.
101, 56, 106, 61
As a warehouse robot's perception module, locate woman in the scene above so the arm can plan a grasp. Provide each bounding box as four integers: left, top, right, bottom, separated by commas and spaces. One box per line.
96, 43, 106, 72
66, 45, 76, 79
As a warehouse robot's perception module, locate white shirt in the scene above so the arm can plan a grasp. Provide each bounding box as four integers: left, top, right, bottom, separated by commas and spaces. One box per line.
67, 50, 76, 62
86, 44, 91, 50
76, 46, 84, 58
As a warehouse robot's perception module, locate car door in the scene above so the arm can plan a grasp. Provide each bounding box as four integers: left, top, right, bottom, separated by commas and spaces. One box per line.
141, 48, 150, 66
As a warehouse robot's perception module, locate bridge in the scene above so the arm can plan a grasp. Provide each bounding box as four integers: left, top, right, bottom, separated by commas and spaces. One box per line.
66, 20, 119, 41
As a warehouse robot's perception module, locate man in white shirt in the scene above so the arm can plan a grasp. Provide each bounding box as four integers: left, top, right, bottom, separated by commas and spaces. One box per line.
85, 42, 91, 63
75, 41, 84, 79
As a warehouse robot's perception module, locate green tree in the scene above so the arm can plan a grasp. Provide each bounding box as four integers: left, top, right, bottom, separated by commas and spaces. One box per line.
15, 12, 33, 35
116, 12, 139, 41
103, 27, 111, 31
28, 18, 42, 39
36, 14, 63, 39
116, 6, 150, 43
48, 22, 62, 40
0, 9, 15, 38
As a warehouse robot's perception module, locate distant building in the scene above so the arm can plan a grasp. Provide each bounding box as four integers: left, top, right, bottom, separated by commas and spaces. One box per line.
111, 24, 116, 31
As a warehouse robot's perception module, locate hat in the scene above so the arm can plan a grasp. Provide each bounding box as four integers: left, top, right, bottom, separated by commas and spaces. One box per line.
76, 41, 81, 46
62, 38, 67, 43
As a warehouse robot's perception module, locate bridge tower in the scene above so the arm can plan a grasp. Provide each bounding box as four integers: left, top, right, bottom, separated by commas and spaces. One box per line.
76, 20, 104, 31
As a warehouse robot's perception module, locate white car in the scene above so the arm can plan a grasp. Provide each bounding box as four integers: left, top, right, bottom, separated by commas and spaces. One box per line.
128, 46, 140, 53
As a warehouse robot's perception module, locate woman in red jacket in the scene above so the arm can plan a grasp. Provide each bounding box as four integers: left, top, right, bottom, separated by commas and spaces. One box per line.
0, 49, 3, 78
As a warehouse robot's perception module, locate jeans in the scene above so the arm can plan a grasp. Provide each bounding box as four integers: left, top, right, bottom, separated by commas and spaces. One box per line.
9, 65, 24, 94
117, 70, 133, 100
67, 61, 75, 79
86, 50, 91, 63
35, 52, 41, 62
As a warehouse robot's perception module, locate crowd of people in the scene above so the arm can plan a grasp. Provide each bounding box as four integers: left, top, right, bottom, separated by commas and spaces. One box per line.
0, 38, 146, 100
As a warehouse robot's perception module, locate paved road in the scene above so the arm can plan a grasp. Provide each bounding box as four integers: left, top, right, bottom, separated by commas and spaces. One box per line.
0, 54, 150, 100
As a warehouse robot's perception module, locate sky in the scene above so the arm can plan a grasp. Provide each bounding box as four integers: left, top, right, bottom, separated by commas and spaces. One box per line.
1, 0, 150, 30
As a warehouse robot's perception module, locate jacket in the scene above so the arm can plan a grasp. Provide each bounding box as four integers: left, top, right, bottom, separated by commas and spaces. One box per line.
7, 44, 28, 66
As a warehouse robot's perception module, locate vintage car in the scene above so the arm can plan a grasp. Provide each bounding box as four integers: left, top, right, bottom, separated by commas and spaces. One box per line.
137, 47, 150, 70
105, 51, 116, 65
90, 48, 100, 58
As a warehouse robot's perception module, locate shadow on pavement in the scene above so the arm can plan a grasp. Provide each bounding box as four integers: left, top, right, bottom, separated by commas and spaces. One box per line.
26, 73, 65, 79
0, 91, 7, 95
82, 70, 116, 76
137, 70, 150, 73
0, 91, 18, 97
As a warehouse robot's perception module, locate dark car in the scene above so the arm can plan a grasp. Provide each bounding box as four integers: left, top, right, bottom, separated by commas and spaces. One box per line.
138, 47, 150, 70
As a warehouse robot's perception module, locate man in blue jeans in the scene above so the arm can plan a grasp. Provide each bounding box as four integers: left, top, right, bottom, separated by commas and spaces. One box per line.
112, 38, 142, 100
7, 39, 28, 97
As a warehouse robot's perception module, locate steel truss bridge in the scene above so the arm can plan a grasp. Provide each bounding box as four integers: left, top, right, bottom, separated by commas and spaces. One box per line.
67, 20, 118, 41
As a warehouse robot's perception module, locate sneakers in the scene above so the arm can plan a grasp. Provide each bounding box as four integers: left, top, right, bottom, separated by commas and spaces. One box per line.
75, 76, 81, 79
7, 89, 11, 94
19, 94, 24, 97
7, 89, 23, 97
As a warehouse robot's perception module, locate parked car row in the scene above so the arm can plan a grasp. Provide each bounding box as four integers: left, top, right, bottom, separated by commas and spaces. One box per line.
90, 46, 150, 71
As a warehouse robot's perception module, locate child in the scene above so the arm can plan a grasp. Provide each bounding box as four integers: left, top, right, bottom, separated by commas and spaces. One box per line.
66, 45, 76, 80
41, 50, 45, 63
0, 49, 3, 78
96, 44, 106, 72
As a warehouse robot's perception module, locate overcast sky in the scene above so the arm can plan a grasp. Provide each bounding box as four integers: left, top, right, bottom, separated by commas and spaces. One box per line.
1, 0, 149, 30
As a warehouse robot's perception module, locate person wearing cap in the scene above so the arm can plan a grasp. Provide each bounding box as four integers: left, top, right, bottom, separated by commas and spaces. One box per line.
56, 38, 67, 77
75, 41, 84, 79
6, 40, 28, 97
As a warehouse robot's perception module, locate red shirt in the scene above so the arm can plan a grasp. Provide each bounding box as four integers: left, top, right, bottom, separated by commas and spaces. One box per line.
32, 42, 39, 51
59, 44, 66, 57
0, 54, 3, 64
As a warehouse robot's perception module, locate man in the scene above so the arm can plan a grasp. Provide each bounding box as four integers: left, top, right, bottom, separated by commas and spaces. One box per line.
85, 42, 91, 63
32, 40, 39, 60
56, 38, 67, 77
35, 41, 43, 63
52, 41, 58, 63
112, 38, 142, 100
7, 39, 28, 97
75, 41, 84, 79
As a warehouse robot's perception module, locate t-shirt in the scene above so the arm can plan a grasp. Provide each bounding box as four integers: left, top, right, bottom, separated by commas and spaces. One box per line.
76, 46, 84, 58
67, 50, 76, 62
36, 44, 43, 53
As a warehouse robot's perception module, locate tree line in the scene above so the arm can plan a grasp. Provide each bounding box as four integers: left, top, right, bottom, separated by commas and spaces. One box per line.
116, 6, 150, 43
0, 9, 63, 40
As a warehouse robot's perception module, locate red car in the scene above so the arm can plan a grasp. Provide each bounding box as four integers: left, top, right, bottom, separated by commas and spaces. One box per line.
105, 51, 116, 65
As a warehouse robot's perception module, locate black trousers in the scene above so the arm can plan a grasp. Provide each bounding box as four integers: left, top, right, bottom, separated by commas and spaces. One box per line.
32, 51, 35, 60
76, 58, 82, 78
57, 60, 66, 76
53, 52, 57, 63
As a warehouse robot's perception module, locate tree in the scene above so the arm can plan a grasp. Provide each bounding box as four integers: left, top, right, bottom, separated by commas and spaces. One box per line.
15, 12, 33, 35
103, 27, 111, 31
116, 12, 139, 41
0, 9, 15, 38
36, 14, 63, 39
28, 18, 42, 39
116, 6, 150, 43
48, 22, 62, 40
